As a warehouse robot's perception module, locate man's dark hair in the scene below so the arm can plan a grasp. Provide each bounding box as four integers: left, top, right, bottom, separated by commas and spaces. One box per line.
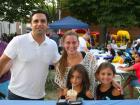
30, 10, 49, 22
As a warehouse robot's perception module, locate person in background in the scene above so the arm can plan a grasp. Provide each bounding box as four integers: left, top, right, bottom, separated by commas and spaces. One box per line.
135, 39, 140, 51
111, 40, 118, 51
0, 10, 60, 100
49, 29, 60, 46
125, 41, 132, 55
112, 51, 124, 64
77, 35, 88, 52
83, 33, 91, 50
95, 62, 124, 100
60, 64, 93, 100
0, 36, 11, 99
118, 51, 140, 98
105, 44, 116, 62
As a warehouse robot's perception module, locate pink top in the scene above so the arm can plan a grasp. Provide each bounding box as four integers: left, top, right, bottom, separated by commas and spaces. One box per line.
133, 62, 140, 82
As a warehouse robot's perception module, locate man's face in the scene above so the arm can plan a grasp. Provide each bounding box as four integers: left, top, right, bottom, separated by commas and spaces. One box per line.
31, 13, 48, 36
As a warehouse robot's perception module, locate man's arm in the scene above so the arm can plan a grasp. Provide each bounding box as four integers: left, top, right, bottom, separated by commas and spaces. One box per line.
0, 54, 11, 77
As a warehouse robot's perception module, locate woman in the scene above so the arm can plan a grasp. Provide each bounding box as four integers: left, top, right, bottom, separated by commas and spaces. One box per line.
54, 30, 98, 98
106, 44, 116, 57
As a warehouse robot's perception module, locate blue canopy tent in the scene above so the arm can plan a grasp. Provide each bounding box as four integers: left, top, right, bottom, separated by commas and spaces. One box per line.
49, 16, 89, 29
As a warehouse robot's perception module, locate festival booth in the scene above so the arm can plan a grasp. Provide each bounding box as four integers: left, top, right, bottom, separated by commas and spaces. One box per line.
90, 31, 100, 45
49, 16, 89, 29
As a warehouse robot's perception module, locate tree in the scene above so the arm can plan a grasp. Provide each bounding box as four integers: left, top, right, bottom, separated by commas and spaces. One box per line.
0, 0, 58, 34
65, 0, 140, 45
0, 0, 58, 23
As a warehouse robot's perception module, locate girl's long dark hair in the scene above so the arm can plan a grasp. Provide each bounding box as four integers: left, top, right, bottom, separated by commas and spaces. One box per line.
66, 64, 90, 91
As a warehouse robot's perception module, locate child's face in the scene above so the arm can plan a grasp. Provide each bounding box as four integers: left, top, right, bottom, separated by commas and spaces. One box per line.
98, 68, 115, 84
107, 44, 111, 50
70, 71, 82, 87
135, 54, 140, 63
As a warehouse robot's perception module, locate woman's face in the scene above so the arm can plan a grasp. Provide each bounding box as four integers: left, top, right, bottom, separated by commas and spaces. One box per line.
63, 35, 79, 55
98, 68, 114, 84
70, 71, 82, 87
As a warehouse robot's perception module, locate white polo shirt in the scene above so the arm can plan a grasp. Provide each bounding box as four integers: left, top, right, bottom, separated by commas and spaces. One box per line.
4, 33, 60, 99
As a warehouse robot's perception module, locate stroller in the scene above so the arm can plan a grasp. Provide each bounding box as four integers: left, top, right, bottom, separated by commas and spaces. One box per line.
0, 80, 9, 99
123, 52, 134, 66
0, 92, 6, 99
0, 72, 11, 100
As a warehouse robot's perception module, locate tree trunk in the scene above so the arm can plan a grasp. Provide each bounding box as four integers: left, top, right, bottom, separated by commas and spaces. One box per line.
8, 23, 10, 35
99, 24, 107, 48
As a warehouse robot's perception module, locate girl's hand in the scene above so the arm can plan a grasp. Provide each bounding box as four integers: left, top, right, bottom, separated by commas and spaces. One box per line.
86, 90, 94, 99
112, 80, 123, 94
65, 95, 77, 101
63, 88, 68, 96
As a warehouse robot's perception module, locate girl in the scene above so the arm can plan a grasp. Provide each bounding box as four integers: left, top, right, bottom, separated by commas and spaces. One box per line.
118, 51, 140, 98
95, 62, 124, 100
60, 64, 94, 100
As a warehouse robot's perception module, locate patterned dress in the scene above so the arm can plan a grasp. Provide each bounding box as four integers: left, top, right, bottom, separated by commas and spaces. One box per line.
54, 52, 98, 97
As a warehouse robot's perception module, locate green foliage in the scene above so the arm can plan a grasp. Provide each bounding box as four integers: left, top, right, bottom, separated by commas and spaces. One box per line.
64, 0, 140, 45
66, 0, 98, 24
0, 0, 57, 23
65, 0, 140, 27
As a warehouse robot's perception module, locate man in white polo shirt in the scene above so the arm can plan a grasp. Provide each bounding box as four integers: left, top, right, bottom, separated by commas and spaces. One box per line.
0, 10, 60, 100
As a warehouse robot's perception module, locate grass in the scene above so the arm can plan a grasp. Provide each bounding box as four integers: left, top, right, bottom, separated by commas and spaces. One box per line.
45, 70, 58, 100
45, 70, 139, 100
122, 76, 139, 99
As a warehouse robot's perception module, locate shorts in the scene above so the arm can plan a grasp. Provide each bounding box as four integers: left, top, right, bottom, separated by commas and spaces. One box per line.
130, 79, 140, 87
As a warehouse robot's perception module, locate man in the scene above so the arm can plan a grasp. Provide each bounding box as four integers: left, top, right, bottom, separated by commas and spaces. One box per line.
0, 10, 60, 100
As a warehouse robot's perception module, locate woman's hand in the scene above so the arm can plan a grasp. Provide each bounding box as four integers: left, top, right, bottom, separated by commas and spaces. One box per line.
58, 87, 68, 98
